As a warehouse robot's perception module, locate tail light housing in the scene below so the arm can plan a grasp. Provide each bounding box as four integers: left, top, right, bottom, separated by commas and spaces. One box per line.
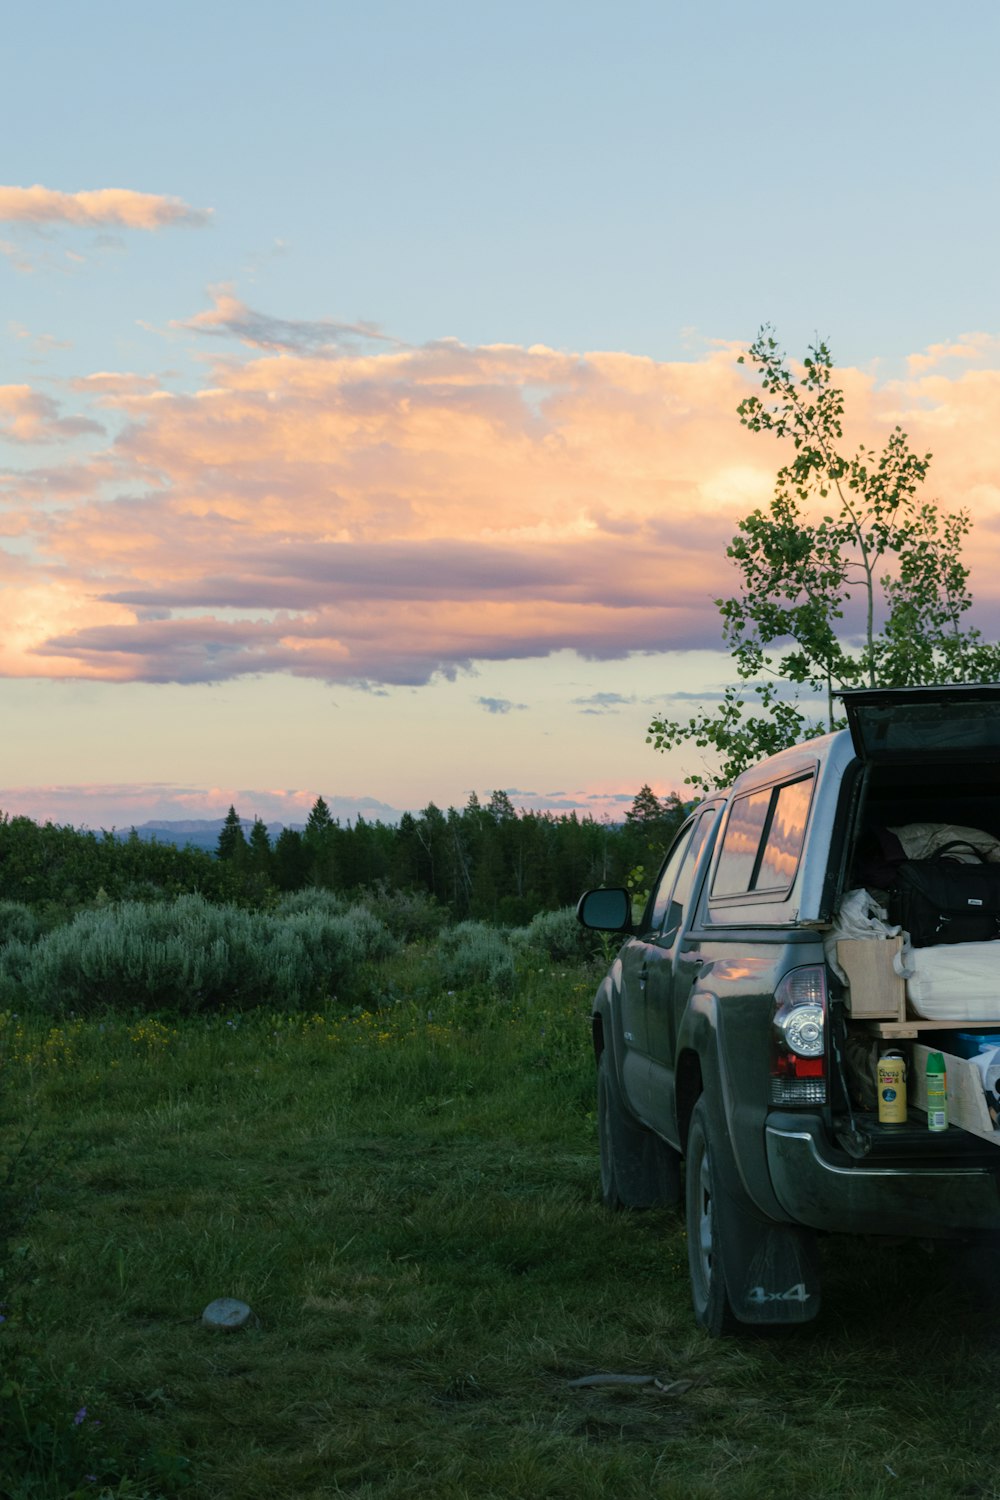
770, 965, 827, 1106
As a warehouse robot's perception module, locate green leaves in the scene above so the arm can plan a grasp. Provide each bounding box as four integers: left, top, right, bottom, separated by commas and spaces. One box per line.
647, 679, 829, 799
649, 326, 992, 792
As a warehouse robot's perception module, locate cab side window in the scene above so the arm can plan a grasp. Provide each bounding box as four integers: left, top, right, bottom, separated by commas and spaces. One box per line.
644, 809, 718, 938
644, 822, 697, 933
711, 775, 814, 901
657, 809, 718, 941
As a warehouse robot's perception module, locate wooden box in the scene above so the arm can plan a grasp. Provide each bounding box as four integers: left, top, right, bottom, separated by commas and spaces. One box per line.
838, 936, 906, 1021
912, 1044, 1000, 1145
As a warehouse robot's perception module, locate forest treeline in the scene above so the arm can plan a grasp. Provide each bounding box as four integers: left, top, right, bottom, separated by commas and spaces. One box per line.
0, 786, 689, 925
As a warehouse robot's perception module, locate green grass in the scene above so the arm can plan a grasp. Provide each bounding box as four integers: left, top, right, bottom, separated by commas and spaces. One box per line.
3, 962, 1000, 1499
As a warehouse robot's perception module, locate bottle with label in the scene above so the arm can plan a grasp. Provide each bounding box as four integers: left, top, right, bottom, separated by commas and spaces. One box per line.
926, 1051, 949, 1133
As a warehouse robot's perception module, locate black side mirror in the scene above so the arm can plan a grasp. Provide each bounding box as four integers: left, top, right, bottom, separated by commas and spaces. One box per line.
576, 887, 632, 932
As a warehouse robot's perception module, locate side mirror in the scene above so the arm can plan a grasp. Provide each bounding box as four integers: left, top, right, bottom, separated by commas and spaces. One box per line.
576, 887, 632, 932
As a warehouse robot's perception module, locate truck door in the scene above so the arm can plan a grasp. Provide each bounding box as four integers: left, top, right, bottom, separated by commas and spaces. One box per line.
642, 807, 720, 1140
617, 818, 700, 1117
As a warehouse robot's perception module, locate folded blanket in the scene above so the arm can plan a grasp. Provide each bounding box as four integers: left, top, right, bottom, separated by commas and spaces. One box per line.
897, 940, 1000, 1019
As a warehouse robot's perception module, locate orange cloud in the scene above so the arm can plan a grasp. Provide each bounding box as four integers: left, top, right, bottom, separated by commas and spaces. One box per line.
5, 317, 1000, 685
0, 185, 211, 229
0, 385, 102, 442
907, 334, 1000, 374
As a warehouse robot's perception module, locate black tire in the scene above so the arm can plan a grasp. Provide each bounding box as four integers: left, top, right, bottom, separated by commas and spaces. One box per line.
685, 1097, 738, 1336
597, 1048, 681, 1210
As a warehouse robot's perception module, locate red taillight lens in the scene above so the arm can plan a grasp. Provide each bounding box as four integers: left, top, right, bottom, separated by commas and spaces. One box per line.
770, 965, 827, 1106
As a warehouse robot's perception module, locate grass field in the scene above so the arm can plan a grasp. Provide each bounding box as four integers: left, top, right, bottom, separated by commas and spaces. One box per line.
4, 957, 1000, 1500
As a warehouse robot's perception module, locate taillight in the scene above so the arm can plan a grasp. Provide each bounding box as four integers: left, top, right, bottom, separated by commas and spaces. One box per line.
770, 965, 827, 1106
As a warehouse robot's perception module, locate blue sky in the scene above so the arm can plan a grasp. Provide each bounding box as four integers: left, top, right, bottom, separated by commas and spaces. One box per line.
9, 0, 1000, 369
3, 1, 1000, 827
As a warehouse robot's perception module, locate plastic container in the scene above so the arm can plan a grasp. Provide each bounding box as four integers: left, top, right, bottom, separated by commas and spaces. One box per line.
926, 1051, 949, 1133
952, 1031, 1000, 1060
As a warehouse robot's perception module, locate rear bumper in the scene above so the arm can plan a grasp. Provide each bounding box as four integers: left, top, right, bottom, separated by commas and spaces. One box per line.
765, 1114, 1000, 1234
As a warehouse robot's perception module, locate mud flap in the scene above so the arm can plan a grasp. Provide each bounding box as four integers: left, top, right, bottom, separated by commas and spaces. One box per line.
717, 1182, 821, 1324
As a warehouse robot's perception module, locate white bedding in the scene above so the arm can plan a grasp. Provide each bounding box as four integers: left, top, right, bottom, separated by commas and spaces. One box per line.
900, 940, 1000, 1019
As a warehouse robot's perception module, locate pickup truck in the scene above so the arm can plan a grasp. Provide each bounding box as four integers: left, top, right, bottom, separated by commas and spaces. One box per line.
577, 684, 1000, 1335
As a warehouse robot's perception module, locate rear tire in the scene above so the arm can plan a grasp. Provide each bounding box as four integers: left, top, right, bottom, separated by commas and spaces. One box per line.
597, 1048, 681, 1210
685, 1097, 738, 1336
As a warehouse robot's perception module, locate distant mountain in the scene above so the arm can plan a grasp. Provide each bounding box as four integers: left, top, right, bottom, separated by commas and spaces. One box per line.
112, 820, 278, 853
113, 804, 403, 854
133, 819, 284, 836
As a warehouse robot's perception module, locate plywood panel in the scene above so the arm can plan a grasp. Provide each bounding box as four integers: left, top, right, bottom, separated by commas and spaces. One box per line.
839, 937, 906, 1020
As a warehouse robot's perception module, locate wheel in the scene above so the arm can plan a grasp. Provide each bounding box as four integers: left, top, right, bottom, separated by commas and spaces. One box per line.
685, 1097, 738, 1336
597, 1048, 681, 1210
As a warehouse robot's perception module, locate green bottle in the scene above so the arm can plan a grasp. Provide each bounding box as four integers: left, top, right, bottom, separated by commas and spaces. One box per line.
926, 1051, 949, 1133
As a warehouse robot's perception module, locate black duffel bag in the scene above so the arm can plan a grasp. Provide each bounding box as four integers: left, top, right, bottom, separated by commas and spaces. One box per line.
888, 855, 1000, 947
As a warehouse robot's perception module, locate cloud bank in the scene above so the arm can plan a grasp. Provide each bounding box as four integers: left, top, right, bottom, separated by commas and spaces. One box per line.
4, 301, 1000, 687
0, 783, 403, 829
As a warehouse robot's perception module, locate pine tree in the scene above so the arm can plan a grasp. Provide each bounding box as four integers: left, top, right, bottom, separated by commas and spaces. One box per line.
248, 817, 272, 876
303, 797, 338, 888
216, 806, 247, 861
305, 796, 333, 838
625, 785, 664, 826
273, 827, 309, 891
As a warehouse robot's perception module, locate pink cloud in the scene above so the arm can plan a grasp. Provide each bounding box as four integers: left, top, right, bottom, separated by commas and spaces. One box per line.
0, 185, 211, 229
0, 782, 391, 827
0, 385, 103, 443
6, 316, 1000, 685
0, 779, 665, 827
72, 372, 163, 398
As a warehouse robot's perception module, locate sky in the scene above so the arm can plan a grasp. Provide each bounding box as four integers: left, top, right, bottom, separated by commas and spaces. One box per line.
4, 0, 1000, 829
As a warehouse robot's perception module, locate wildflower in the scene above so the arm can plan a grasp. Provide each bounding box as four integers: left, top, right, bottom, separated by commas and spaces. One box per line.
74, 1406, 87, 1425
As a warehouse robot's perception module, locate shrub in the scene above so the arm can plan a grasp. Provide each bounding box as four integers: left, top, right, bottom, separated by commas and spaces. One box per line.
511, 906, 594, 963
435, 921, 516, 997
277, 887, 350, 918
0, 894, 398, 1015
0, 901, 40, 947
280, 904, 397, 1000
354, 881, 449, 943
0, 937, 36, 1005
